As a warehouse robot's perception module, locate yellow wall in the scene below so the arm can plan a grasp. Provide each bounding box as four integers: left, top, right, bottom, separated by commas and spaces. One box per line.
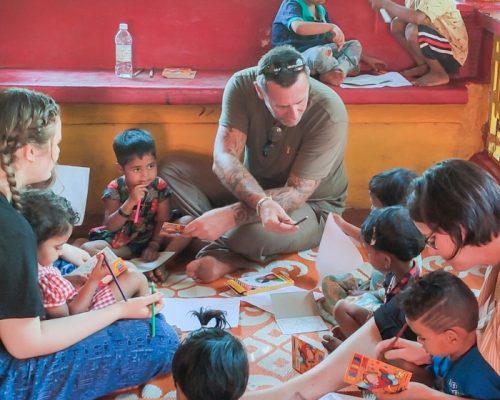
59, 83, 488, 215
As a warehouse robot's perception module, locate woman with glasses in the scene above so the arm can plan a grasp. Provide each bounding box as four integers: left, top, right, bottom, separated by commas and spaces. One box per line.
161, 45, 348, 283
243, 158, 499, 400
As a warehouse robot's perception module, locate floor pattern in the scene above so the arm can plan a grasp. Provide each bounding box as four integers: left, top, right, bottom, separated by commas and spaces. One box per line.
103, 248, 487, 400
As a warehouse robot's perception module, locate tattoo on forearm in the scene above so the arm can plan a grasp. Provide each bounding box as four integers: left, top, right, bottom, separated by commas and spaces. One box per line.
231, 203, 259, 226
269, 176, 320, 212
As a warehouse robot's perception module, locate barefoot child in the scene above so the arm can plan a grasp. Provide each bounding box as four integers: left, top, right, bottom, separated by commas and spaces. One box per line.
20, 189, 150, 318
323, 206, 424, 352
396, 270, 500, 399
272, 0, 386, 86
82, 128, 192, 282
371, 0, 468, 86
173, 309, 249, 400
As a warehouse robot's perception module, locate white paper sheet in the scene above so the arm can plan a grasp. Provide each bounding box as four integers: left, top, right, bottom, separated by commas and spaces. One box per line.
130, 251, 175, 272
243, 286, 323, 314
341, 72, 411, 88
315, 213, 364, 284
160, 298, 240, 331
52, 165, 90, 226
271, 291, 328, 334
276, 315, 327, 335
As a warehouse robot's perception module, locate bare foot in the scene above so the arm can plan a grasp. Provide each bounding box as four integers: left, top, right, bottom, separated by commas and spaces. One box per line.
320, 69, 346, 86
321, 334, 344, 353
153, 265, 170, 283
401, 64, 428, 79
185, 255, 238, 283
413, 70, 450, 86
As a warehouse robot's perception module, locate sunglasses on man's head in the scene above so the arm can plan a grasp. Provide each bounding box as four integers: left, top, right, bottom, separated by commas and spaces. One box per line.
262, 125, 284, 157
258, 58, 306, 76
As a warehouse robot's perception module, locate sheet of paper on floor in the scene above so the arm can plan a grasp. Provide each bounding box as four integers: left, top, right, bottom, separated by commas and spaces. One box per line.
242, 286, 323, 314
52, 165, 90, 226
130, 251, 175, 272
315, 213, 364, 283
271, 291, 328, 334
341, 72, 411, 88
160, 297, 240, 331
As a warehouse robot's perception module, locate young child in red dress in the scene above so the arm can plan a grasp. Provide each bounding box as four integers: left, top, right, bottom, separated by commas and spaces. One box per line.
21, 189, 149, 318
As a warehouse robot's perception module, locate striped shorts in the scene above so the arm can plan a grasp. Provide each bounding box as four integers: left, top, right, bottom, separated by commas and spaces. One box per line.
418, 25, 461, 73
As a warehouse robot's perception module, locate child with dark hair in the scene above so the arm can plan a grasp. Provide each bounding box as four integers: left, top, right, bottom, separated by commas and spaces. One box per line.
173, 309, 249, 400
20, 189, 149, 318
319, 168, 418, 326
272, 0, 387, 86
399, 270, 500, 399
82, 128, 192, 282
323, 206, 424, 352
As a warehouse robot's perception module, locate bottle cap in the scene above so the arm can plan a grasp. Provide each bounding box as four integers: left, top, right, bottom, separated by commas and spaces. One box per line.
119, 23, 128, 30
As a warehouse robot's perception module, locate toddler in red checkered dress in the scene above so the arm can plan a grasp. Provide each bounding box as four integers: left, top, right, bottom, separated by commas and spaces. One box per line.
20, 190, 150, 318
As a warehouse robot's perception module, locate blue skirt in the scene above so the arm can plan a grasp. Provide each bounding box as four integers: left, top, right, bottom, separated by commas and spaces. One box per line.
0, 315, 179, 399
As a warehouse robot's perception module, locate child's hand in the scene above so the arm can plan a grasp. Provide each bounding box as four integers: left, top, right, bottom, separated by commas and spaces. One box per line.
128, 184, 148, 205
376, 337, 431, 365
332, 213, 348, 231
330, 25, 345, 49
141, 244, 159, 262
363, 55, 387, 73
88, 253, 110, 283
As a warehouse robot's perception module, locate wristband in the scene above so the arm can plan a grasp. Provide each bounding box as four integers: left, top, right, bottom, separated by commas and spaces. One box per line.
117, 207, 131, 218
256, 196, 272, 217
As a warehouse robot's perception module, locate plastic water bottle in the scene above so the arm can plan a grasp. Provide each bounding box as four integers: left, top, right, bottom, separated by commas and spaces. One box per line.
115, 23, 133, 78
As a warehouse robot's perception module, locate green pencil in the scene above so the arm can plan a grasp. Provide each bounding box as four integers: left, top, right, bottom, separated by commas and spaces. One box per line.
150, 282, 156, 337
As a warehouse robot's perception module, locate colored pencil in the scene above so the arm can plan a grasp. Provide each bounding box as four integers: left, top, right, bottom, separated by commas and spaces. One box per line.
387, 322, 408, 351
150, 282, 156, 337
103, 257, 127, 301
133, 198, 142, 224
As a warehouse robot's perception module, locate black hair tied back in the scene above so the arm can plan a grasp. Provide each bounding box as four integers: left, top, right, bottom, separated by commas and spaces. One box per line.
191, 308, 229, 329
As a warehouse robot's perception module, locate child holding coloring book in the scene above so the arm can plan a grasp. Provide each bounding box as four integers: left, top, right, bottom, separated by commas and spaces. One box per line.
322, 206, 424, 352
82, 128, 192, 282
20, 189, 150, 318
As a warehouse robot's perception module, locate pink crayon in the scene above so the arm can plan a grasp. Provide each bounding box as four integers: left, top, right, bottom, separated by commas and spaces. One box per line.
133, 198, 142, 224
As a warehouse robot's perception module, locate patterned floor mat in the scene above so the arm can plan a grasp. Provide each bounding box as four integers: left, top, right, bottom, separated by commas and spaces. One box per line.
102, 248, 487, 400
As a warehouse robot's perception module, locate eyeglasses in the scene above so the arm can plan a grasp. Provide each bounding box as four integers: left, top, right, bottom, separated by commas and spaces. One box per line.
258, 58, 306, 76
424, 233, 437, 250
262, 125, 284, 157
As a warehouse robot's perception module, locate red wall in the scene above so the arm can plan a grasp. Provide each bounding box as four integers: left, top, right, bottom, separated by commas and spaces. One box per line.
0, 0, 482, 78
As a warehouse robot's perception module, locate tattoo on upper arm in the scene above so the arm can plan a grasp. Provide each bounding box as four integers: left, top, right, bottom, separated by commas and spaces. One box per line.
221, 128, 245, 158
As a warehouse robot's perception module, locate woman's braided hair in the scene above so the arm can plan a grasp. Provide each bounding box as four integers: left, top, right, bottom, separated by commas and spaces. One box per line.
0, 88, 60, 209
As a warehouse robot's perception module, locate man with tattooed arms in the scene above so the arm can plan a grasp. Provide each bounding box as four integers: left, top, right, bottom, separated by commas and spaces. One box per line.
161, 45, 348, 282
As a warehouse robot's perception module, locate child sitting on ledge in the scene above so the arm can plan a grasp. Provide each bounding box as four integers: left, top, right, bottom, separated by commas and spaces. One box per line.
371, 0, 468, 86
272, 0, 386, 86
